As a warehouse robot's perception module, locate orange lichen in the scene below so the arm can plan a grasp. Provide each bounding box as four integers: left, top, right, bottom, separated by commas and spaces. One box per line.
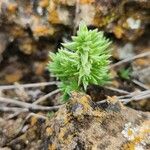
93, 13, 115, 27
79, 0, 95, 4
5, 70, 22, 83
53, 0, 75, 6
33, 25, 55, 36
92, 110, 102, 118
107, 96, 118, 104
39, 0, 49, 8
63, 113, 72, 125
58, 126, 74, 144
48, 144, 56, 150
48, 10, 61, 24
34, 26, 49, 34
19, 39, 35, 55
31, 117, 38, 126
134, 58, 149, 66
113, 26, 124, 39
7, 3, 17, 13
46, 127, 53, 136
34, 62, 47, 75
10, 26, 25, 38
79, 96, 91, 111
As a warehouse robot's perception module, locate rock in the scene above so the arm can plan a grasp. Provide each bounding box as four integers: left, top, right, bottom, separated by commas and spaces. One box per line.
0, 0, 149, 43
0, 118, 24, 147
132, 56, 150, 85
42, 92, 150, 150
0, 32, 9, 62
0, 0, 149, 84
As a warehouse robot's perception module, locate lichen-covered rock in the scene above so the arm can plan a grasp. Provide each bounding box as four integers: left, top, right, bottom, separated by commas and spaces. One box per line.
43, 92, 150, 150
0, 0, 149, 43
0, 0, 149, 84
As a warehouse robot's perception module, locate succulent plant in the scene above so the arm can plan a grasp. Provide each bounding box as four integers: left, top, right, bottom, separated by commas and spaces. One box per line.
47, 23, 111, 101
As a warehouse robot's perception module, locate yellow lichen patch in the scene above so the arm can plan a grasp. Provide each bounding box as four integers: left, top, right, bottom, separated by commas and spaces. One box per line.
46, 127, 53, 136
31, 116, 38, 126
128, 129, 133, 136
53, 0, 75, 6
5, 70, 23, 83
10, 26, 25, 38
143, 129, 150, 134
58, 127, 67, 141
79, 96, 91, 112
56, 106, 71, 125
93, 12, 116, 27
139, 120, 150, 138
19, 39, 35, 55
48, 144, 56, 150
122, 136, 143, 150
92, 110, 102, 118
122, 121, 150, 150
58, 127, 75, 144
122, 142, 135, 150
7, 3, 17, 13
34, 61, 48, 75
134, 58, 149, 66
63, 113, 72, 125
33, 25, 55, 36
133, 136, 142, 144
48, 10, 61, 24
110, 69, 118, 79
79, 0, 95, 4
111, 80, 120, 88
39, 0, 49, 8
113, 26, 124, 39
107, 96, 118, 104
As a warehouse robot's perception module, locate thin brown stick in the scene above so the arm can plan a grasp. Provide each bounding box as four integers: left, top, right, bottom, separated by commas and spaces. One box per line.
0, 81, 60, 90
111, 51, 150, 68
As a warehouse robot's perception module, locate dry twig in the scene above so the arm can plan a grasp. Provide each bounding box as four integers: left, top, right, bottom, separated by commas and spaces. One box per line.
132, 79, 149, 90
0, 97, 61, 111
97, 90, 150, 104
104, 86, 130, 94
0, 81, 60, 90
111, 51, 150, 68
34, 89, 60, 104
0, 106, 28, 112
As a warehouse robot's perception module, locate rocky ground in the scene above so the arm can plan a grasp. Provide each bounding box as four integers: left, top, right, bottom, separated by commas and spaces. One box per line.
0, 0, 150, 150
